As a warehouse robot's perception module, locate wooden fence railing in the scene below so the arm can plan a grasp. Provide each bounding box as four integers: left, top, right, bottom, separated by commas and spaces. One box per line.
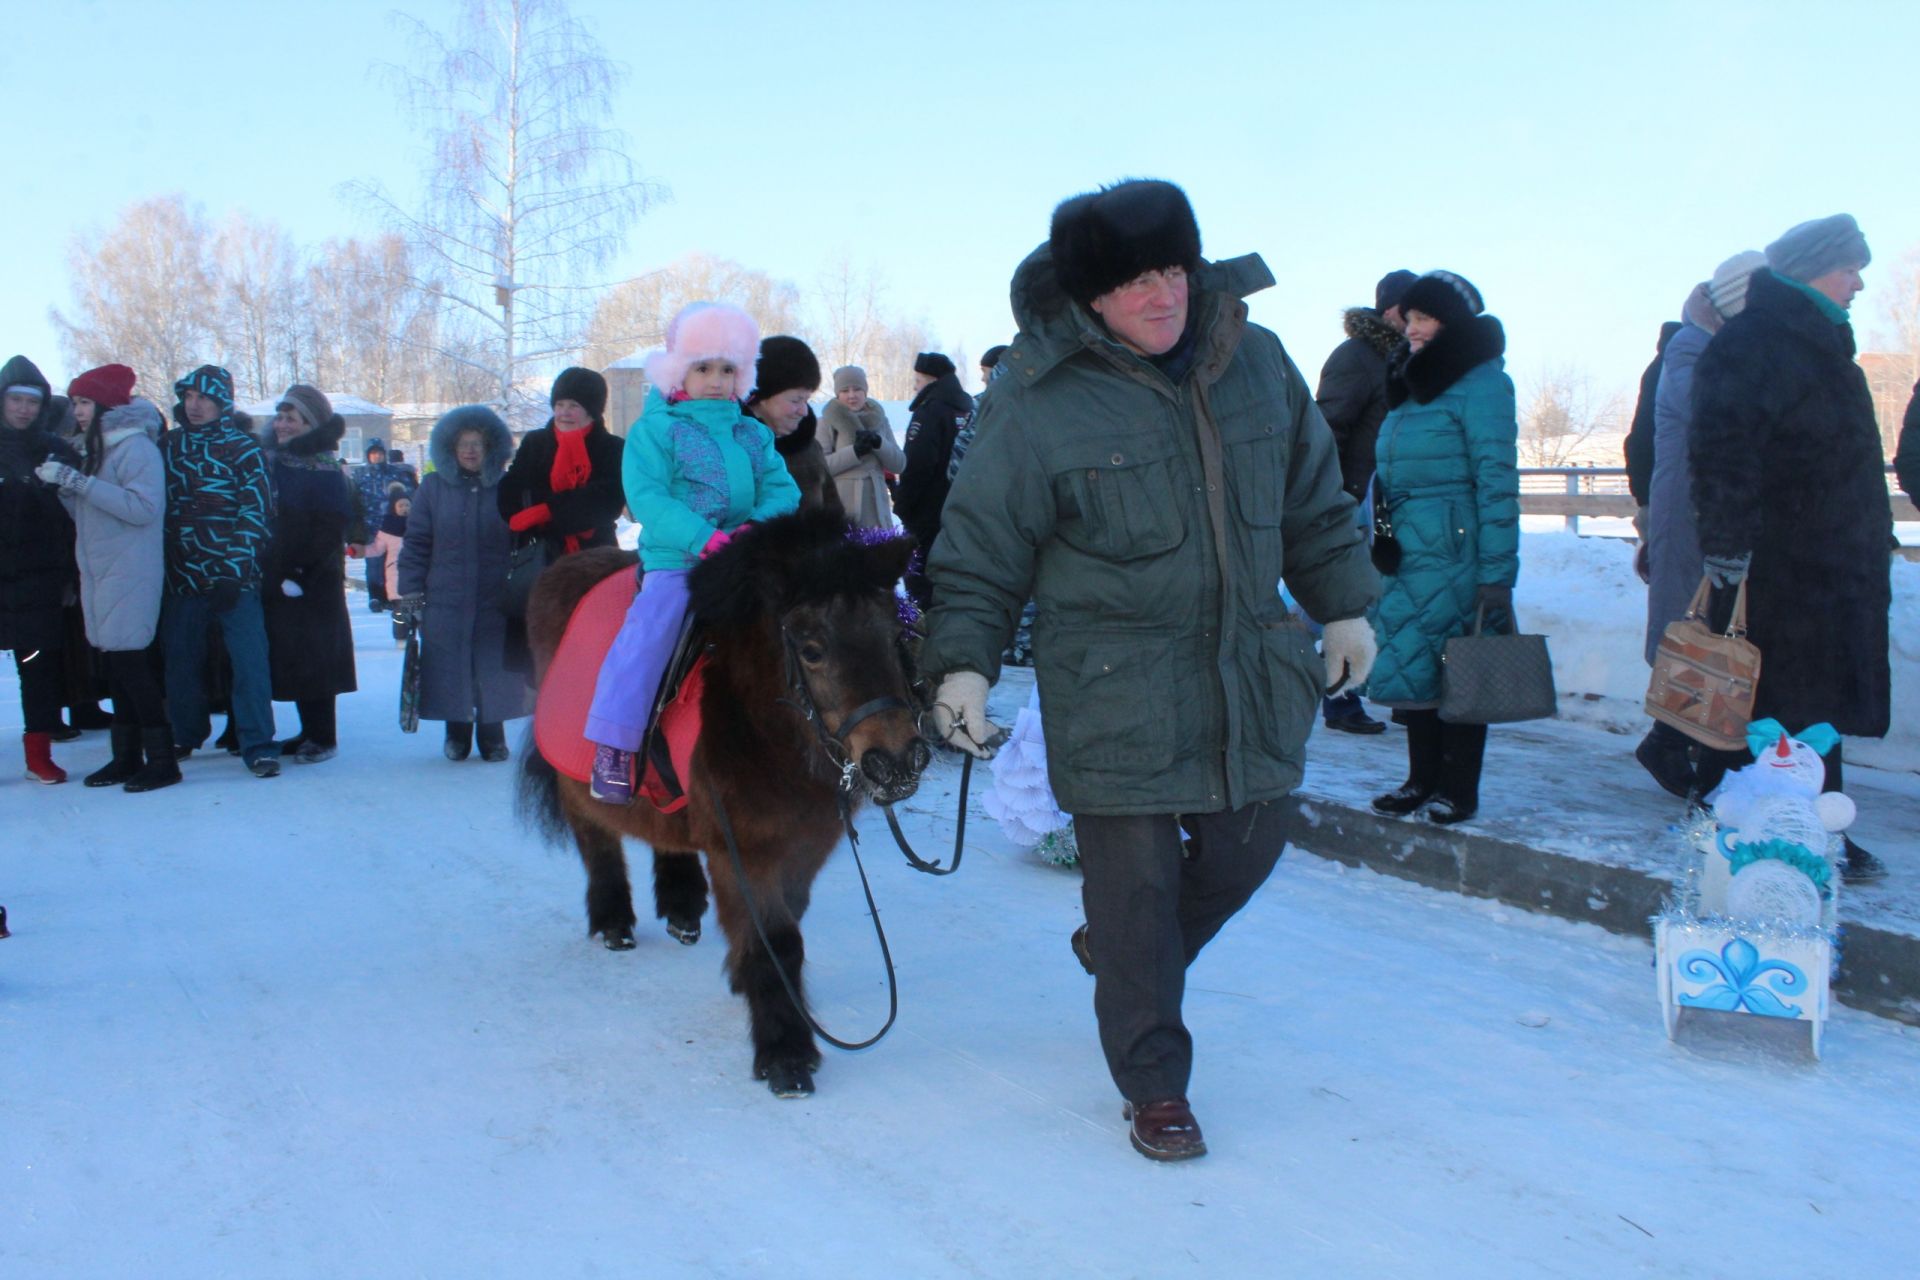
1518, 467, 1919, 531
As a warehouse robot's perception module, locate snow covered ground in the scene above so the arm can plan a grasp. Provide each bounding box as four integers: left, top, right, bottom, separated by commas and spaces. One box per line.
5, 581, 1919, 1278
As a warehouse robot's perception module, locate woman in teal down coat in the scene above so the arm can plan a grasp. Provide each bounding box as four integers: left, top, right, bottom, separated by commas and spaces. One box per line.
1366, 271, 1519, 824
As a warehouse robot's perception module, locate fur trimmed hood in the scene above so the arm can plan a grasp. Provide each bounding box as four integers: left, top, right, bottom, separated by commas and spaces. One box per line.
429, 404, 515, 485
1342, 307, 1402, 360
1387, 315, 1507, 407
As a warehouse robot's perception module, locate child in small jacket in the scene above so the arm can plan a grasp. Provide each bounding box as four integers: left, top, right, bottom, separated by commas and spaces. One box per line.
587, 302, 802, 801
374, 484, 411, 601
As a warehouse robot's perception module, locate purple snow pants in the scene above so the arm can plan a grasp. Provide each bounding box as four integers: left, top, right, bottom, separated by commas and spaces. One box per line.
585, 567, 690, 751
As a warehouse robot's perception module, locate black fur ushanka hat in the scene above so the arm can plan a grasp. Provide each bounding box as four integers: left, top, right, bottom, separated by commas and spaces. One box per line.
1048, 178, 1202, 309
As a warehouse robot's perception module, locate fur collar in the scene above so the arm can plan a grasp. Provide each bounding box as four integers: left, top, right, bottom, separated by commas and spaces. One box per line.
820, 397, 888, 435
1342, 306, 1402, 359
1387, 315, 1507, 407
772, 407, 820, 459
260, 409, 346, 459
1741, 268, 1856, 358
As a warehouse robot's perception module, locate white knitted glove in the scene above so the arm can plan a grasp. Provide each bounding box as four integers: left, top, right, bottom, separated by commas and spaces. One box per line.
35, 459, 88, 495
929, 671, 1007, 759
1321, 617, 1377, 693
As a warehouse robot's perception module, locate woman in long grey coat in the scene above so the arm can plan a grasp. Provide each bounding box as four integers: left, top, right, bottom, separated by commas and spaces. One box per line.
39, 397, 179, 791
820, 365, 905, 528
396, 405, 532, 762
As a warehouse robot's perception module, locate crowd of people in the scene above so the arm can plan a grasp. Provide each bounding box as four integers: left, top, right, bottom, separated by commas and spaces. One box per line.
6, 175, 1913, 1164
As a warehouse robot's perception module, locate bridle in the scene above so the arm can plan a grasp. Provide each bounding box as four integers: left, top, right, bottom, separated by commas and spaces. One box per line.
704, 614, 976, 1054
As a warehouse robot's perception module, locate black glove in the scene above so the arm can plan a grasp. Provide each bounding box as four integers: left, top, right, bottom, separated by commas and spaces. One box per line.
853, 429, 882, 458
1474, 584, 1514, 632
206, 581, 243, 614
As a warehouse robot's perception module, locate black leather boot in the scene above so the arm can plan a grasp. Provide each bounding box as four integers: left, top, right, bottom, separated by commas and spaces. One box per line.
124, 728, 182, 793
84, 724, 144, 788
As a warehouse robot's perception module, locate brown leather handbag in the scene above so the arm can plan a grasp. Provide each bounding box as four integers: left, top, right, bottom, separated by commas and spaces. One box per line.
1645, 577, 1761, 751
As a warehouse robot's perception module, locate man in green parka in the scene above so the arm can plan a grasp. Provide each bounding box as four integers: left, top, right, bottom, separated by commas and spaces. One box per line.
919, 180, 1379, 1161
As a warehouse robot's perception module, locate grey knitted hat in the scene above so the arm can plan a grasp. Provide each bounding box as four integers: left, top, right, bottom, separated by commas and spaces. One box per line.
1765, 214, 1870, 283
276, 383, 334, 434
832, 365, 868, 394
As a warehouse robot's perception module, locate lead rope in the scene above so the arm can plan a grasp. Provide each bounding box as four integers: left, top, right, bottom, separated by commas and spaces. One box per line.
709, 783, 899, 1052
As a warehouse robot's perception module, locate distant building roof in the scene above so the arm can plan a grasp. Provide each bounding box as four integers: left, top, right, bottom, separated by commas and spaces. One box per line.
239, 391, 394, 419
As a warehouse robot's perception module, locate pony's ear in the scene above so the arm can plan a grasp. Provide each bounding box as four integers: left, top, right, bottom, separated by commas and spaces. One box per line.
862, 532, 917, 591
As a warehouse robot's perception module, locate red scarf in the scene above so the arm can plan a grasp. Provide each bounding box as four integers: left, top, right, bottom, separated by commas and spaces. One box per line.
549, 426, 594, 554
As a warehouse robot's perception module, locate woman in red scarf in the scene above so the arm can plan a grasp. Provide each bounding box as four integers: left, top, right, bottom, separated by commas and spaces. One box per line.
497, 368, 626, 555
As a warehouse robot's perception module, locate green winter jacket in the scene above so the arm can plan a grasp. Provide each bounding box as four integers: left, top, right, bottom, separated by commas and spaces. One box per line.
919, 245, 1378, 817
1366, 316, 1520, 707
623, 389, 801, 571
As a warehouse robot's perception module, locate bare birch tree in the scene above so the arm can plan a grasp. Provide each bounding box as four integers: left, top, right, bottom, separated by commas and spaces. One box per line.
52, 194, 222, 396
1518, 366, 1626, 469
215, 212, 306, 400
346, 0, 664, 424
806, 253, 939, 399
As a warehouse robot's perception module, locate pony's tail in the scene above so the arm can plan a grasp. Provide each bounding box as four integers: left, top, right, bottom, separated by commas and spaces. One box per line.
515, 726, 571, 845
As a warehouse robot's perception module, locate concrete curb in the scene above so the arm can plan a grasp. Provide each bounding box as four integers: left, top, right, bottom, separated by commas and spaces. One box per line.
1282, 793, 1920, 1027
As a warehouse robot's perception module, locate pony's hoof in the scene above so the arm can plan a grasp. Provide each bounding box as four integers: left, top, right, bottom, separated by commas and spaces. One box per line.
598, 926, 636, 951
760, 1064, 815, 1098
665, 918, 701, 945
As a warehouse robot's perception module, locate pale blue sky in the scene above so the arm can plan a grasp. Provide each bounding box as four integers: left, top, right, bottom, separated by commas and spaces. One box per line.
7, 0, 1917, 401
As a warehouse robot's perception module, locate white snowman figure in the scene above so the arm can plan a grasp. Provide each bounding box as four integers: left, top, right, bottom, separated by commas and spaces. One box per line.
1701, 719, 1854, 922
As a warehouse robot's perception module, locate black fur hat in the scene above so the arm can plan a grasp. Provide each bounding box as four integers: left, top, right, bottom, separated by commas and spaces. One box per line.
1397, 271, 1485, 330
913, 351, 956, 380
549, 366, 608, 424
751, 335, 822, 401
1049, 178, 1202, 308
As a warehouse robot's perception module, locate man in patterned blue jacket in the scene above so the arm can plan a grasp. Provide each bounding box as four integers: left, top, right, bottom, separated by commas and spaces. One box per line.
160, 365, 279, 777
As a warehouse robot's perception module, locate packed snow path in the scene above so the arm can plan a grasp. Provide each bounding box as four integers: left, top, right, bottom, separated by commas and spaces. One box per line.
4, 602, 1916, 1278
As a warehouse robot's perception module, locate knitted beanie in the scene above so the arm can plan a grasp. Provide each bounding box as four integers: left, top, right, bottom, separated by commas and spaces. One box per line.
1049, 178, 1202, 308
1396, 271, 1485, 330
1374, 269, 1418, 314
549, 365, 609, 422
1766, 214, 1871, 283
751, 335, 822, 401
833, 365, 868, 394
1706, 250, 1768, 319
980, 344, 1010, 370
645, 303, 761, 399
67, 363, 136, 410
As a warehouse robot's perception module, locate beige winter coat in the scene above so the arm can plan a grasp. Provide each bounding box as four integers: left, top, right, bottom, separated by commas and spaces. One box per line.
820, 398, 905, 529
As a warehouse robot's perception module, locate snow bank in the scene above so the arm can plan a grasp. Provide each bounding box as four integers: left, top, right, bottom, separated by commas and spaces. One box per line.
1516, 531, 1920, 771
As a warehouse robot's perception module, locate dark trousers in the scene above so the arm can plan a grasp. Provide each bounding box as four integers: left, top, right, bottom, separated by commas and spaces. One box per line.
295, 697, 337, 747
365, 553, 389, 603
160, 591, 275, 762
1400, 708, 1488, 806
1072, 801, 1290, 1104
12, 645, 66, 733
104, 647, 167, 730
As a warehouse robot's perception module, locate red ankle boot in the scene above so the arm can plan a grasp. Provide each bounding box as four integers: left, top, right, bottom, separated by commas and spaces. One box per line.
24, 732, 68, 784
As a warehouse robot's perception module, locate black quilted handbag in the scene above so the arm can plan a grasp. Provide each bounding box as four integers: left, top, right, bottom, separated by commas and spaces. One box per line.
1438, 604, 1557, 724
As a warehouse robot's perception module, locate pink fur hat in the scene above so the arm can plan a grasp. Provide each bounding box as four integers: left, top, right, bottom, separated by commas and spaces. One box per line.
644, 301, 761, 398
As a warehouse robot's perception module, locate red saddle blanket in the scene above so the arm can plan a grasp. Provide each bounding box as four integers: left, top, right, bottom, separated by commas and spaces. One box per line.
534, 569, 703, 812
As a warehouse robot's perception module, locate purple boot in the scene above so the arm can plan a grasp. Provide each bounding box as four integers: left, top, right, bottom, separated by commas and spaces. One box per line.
591, 744, 635, 804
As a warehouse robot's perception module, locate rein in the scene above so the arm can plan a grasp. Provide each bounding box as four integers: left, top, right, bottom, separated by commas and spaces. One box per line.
700, 623, 975, 1052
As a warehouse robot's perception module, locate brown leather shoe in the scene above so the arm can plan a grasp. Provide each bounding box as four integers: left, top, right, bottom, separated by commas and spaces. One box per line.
1124, 1097, 1207, 1161
1071, 924, 1094, 975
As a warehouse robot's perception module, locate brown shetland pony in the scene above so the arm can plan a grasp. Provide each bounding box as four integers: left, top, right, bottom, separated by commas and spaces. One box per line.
517, 510, 930, 1097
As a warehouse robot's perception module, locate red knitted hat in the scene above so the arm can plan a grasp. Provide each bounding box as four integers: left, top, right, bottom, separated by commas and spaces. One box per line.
67, 363, 137, 410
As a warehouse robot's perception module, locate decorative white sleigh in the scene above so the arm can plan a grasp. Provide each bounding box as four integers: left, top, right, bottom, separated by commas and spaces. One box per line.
1654, 721, 1852, 1058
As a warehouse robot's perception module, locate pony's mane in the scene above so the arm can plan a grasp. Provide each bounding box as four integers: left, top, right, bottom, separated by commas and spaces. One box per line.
687, 509, 915, 629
